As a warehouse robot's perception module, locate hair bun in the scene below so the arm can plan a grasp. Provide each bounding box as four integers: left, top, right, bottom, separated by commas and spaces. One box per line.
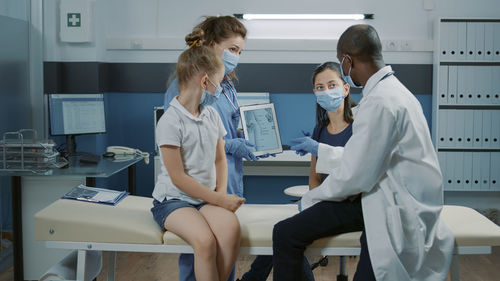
185, 28, 205, 48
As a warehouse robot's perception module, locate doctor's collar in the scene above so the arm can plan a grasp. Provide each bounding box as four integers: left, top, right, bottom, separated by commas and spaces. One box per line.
361, 66, 394, 98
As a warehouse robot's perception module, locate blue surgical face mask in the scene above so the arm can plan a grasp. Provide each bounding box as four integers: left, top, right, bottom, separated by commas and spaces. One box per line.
200, 90, 218, 107
315, 87, 345, 112
222, 49, 239, 74
340, 55, 362, 89
200, 78, 222, 107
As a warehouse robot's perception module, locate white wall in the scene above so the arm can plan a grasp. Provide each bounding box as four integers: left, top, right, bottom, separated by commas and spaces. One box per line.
0, 0, 28, 20
43, 0, 500, 63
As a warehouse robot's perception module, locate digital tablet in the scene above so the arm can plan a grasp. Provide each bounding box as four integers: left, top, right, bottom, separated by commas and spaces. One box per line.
239, 103, 283, 156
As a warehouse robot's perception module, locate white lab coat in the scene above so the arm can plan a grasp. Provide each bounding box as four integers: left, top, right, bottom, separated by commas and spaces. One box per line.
301, 66, 455, 281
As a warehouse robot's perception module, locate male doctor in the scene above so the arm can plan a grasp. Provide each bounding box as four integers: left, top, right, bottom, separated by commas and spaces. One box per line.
273, 25, 455, 281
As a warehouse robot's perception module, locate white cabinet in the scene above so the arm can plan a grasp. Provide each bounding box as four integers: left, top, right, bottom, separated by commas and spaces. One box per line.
434, 19, 500, 191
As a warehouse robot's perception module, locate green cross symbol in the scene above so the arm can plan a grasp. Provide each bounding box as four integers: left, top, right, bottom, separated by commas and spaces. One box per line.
67, 13, 81, 27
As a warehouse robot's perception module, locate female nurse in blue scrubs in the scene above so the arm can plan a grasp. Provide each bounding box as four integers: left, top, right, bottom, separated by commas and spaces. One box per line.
163, 15, 256, 281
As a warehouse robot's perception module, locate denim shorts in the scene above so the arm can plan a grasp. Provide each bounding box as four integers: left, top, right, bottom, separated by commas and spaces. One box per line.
151, 199, 207, 230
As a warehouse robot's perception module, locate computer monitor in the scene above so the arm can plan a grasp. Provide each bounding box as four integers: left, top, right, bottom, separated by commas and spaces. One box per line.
48, 94, 106, 155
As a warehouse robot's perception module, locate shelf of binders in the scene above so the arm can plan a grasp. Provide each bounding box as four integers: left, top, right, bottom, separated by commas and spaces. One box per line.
437, 64, 500, 106
439, 19, 500, 63
437, 109, 500, 150
437, 151, 500, 191
434, 18, 500, 192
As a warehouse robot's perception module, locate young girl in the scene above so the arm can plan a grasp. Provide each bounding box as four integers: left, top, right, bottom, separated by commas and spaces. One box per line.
152, 42, 245, 281
163, 16, 254, 281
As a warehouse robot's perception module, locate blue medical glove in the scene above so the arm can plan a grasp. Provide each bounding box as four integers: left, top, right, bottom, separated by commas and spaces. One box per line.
225, 138, 258, 161
290, 137, 319, 157
257, 153, 276, 159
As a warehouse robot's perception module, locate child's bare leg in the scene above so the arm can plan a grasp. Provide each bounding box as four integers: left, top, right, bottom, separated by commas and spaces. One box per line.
164, 207, 219, 281
200, 205, 241, 281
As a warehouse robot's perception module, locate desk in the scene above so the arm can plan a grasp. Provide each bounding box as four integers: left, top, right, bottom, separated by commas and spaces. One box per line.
154, 151, 312, 183
1, 155, 143, 281
243, 150, 311, 176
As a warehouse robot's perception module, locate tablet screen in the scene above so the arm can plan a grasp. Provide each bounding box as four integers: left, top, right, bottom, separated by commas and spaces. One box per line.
240, 103, 283, 156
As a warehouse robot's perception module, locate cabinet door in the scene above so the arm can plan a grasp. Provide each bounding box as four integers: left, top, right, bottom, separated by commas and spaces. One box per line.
480, 152, 491, 190
463, 152, 473, 190
466, 22, 476, 61
494, 23, 500, 62
485, 23, 495, 61
490, 152, 500, 190
440, 22, 451, 61
448, 66, 458, 104
439, 65, 449, 105
475, 23, 486, 61
472, 152, 482, 190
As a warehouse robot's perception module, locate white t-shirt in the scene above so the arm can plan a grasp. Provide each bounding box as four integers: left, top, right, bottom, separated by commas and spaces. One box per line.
153, 97, 227, 204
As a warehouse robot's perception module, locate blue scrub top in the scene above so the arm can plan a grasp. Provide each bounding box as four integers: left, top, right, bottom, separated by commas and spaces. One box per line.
312, 123, 353, 181
163, 77, 244, 197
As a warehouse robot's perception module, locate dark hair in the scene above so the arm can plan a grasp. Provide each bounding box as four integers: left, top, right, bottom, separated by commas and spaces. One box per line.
176, 43, 223, 90
185, 15, 247, 81
311, 62, 356, 127
337, 24, 383, 63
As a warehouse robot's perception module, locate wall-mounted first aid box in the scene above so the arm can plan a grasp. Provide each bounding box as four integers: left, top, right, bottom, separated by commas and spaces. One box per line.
60, 0, 92, 42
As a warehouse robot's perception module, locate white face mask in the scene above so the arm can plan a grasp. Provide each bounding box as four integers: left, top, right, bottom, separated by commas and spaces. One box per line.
314, 87, 345, 112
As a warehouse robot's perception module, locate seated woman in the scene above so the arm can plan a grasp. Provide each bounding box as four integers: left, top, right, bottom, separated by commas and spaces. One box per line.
237, 61, 356, 281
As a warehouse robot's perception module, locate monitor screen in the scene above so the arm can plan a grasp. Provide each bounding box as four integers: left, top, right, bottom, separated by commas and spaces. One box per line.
49, 94, 106, 135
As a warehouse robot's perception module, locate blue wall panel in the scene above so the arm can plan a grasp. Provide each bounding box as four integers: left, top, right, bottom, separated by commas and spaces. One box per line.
243, 176, 308, 204
94, 93, 163, 196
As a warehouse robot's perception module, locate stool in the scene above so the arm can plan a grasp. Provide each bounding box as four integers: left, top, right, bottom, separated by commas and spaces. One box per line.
283, 185, 309, 197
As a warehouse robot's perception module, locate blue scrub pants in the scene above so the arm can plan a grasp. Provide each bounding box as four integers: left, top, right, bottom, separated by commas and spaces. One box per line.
272, 199, 375, 281
178, 253, 235, 281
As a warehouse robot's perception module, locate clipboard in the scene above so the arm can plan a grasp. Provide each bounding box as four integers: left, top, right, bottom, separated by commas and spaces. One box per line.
62, 184, 128, 205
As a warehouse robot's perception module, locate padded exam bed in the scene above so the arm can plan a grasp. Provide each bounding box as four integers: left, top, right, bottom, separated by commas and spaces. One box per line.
35, 196, 500, 281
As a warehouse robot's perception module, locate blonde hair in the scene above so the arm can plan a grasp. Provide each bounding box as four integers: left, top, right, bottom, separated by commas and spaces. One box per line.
176, 33, 223, 90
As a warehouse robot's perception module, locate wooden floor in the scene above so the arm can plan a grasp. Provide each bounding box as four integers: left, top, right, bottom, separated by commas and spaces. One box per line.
2, 247, 498, 281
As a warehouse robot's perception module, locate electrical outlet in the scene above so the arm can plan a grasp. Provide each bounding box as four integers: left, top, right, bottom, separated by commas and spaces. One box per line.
131, 39, 143, 49
400, 40, 412, 51
385, 40, 399, 51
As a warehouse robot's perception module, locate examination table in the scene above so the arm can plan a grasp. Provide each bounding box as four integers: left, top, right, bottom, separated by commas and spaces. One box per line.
35, 196, 500, 281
